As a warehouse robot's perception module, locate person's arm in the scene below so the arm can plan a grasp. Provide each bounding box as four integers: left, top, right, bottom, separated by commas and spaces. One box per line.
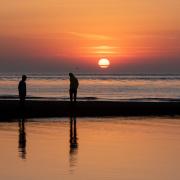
76, 78, 79, 88
24, 83, 27, 97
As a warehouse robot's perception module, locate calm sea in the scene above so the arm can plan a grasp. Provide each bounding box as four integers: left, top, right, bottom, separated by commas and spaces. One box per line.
0, 73, 180, 101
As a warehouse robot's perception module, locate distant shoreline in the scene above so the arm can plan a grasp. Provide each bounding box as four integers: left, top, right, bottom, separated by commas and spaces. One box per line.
0, 95, 180, 102
0, 100, 180, 120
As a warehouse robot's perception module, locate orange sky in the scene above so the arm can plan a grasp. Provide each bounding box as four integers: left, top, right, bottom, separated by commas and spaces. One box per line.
0, 0, 180, 72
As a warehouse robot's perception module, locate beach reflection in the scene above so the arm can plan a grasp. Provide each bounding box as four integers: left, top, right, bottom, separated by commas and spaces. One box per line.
69, 114, 78, 171
0, 117, 180, 180
18, 119, 26, 159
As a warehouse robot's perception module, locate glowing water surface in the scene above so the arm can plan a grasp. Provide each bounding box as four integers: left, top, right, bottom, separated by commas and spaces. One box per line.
0, 117, 180, 180
0, 74, 180, 101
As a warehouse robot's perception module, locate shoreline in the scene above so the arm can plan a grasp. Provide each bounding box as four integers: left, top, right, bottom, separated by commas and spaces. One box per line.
0, 100, 180, 120
0, 95, 180, 102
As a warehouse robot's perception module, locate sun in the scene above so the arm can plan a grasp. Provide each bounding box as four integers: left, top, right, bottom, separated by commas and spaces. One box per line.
98, 58, 110, 68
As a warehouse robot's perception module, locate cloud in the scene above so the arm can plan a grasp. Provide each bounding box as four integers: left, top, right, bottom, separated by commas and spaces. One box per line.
129, 31, 180, 40
89, 45, 119, 55
68, 32, 112, 40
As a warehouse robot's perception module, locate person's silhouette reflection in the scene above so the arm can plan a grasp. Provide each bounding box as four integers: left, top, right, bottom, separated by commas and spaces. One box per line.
18, 118, 26, 159
69, 113, 78, 170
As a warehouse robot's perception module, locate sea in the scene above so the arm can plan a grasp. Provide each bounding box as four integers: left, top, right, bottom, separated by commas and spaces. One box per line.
0, 73, 180, 101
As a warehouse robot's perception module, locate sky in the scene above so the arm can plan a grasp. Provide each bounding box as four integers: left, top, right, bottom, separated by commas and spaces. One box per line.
0, 0, 180, 73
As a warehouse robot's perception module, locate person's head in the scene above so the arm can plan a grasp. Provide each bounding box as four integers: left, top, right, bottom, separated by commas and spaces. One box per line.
22, 75, 27, 81
69, 73, 74, 78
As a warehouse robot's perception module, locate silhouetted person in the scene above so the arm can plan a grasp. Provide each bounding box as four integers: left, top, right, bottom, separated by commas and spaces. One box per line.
18, 75, 27, 108
18, 118, 26, 159
69, 73, 79, 103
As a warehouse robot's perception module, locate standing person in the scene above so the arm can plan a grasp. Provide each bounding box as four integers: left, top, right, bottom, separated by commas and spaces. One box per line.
69, 73, 79, 103
18, 75, 27, 107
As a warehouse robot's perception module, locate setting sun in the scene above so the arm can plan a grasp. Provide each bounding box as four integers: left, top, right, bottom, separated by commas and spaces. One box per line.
98, 58, 110, 68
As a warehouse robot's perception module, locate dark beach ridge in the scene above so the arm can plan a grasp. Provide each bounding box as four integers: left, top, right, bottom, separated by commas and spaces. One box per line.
0, 99, 180, 120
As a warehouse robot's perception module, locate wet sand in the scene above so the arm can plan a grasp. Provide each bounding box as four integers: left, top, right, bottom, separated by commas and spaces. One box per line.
1, 117, 180, 180
0, 100, 180, 119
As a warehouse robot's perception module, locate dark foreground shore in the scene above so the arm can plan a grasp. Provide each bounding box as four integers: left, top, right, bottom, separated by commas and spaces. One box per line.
0, 100, 180, 120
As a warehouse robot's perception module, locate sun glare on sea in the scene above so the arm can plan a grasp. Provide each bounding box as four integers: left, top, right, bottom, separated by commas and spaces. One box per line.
98, 58, 110, 68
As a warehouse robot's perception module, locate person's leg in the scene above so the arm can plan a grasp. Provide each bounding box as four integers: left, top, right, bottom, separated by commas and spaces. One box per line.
19, 96, 25, 117
69, 90, 73, 102
19, 96, 25, 106
74, 90, 77, 102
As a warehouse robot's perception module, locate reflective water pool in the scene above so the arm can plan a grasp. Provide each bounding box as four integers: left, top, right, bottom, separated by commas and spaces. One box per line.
0, 116, 180, 180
